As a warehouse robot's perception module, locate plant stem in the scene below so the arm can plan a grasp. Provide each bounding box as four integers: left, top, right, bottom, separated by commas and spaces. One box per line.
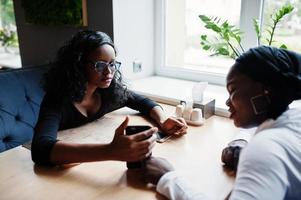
234, 46, 241, 55
217, 31, 240, 58
227, 41, 240, 58
238, 43, 245, 53
268, 19, 278, 46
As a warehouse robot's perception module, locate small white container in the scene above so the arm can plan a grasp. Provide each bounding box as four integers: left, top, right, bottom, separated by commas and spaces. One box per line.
191, 108, 203, 121
183, 107, 193, 120
175, 104, 184, 117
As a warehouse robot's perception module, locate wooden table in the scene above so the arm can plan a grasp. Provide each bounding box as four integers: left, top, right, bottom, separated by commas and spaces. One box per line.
0, 104, 239, 200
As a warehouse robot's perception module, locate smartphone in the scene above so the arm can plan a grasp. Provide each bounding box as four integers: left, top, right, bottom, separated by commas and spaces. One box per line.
156, 131, 171, 143
125, 125, 152, 169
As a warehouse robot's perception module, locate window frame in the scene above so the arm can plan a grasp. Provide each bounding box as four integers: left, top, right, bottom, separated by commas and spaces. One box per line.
154, 0, 264, 85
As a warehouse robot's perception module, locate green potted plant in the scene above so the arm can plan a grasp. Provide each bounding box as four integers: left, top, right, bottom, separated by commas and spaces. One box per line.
199, 4, 294, 59
21, 0, 85, 26
0, 25, 18, 53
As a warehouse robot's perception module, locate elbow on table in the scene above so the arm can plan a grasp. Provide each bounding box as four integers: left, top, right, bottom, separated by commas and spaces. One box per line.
31, 140, 56, 166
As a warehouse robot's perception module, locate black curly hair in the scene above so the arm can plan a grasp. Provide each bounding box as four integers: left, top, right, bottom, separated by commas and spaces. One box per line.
44, 30, 126, 106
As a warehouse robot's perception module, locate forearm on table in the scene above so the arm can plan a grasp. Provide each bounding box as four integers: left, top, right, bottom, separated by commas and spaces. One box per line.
150, 106, 167, 127
157, 171, 209, 200
50, 141, 113, 165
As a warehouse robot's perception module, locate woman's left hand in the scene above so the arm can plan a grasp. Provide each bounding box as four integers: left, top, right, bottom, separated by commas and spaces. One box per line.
143, 157, 174, 185
160, 117, 188, 136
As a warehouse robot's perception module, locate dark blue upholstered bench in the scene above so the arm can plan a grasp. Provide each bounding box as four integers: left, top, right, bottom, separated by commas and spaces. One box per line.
0, 65, 48, 152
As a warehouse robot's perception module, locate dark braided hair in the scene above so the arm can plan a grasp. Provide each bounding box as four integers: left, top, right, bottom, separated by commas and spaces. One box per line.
43, 30, 126, 107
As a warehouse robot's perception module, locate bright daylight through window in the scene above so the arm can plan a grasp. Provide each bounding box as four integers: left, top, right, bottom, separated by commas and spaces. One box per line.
165, 0, 240, 75
264, 0, 301, 53
158, 0, 301, 84
0, 0, 20, 69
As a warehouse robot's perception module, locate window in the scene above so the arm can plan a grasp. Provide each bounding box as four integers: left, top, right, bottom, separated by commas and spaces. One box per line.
0, 0, 21, 69
155, 0, 291, 85
263, 0, 301, 52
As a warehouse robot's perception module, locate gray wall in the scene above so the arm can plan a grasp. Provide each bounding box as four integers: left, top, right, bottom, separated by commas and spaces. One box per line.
13, 0, 114, 67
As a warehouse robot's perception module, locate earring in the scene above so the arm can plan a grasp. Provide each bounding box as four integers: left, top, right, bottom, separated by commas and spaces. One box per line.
250, 90, 271, 115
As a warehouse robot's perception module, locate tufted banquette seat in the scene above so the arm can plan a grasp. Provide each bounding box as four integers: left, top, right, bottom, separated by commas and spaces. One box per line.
0, 65, 48, 152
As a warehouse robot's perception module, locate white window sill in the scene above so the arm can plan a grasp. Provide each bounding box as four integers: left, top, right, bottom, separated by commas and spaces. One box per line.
128, 76, 301, 118
128, 76, 230, 117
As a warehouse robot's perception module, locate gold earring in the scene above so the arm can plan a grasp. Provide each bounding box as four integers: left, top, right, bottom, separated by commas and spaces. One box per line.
250, 91, 271, 115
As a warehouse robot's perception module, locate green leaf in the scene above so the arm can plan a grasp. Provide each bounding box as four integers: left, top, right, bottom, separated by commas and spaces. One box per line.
199, 15, 210, 22
223, 33, 229, 41
203, 45, 211, 50
217, 47, 230, 55
265, 38, 270, 44
205, 24, 212, 29
201, 35, 207, 40
222, 21, 228, 28
267, 29, 272, 35
212, 25, 221, 32
198, 13, 245, 59
279, 44, 287, 49
253, 19, 260, 36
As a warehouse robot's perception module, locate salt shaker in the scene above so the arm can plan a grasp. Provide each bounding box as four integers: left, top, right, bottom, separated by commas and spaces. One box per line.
183, 106, 193, 120
175, 104, 184, 117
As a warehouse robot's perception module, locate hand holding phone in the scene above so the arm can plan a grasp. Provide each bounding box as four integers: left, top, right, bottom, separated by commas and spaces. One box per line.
160, 117, 188, 136
126, 125, 153, 169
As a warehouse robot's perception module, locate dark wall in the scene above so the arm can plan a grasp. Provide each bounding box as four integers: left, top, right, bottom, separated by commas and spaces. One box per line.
13, 0, 113, 67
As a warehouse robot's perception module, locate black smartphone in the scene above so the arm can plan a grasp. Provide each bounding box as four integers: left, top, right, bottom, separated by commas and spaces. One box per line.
156, 131, 171, 143
125, 125, 152, 169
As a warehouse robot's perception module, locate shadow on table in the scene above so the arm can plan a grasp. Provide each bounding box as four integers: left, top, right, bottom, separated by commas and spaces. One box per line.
33, 163, 167, 199
33, 163, 80, 176
123, 169, 168, 200
33, 163, 114, 189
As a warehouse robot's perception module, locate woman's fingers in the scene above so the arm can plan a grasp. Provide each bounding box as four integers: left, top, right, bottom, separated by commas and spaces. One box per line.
164, 123, 188, 136
115, 116, 129, 136
131, 127, 158, 141
177, 117, 188, 127
174, 126, 188, 136
163, 117, 188, 134
136, 135, 157, 149
128, 132, 157, 161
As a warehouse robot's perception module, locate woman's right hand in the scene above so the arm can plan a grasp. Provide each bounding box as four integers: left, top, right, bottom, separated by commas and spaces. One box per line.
221, 139, 248, 171
109, 116, 158, 162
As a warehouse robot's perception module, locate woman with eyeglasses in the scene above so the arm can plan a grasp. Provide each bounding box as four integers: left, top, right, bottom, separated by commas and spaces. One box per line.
31, 30, 187, 166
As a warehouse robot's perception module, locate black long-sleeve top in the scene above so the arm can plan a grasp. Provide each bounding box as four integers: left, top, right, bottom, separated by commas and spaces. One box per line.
31, 88, 158, 165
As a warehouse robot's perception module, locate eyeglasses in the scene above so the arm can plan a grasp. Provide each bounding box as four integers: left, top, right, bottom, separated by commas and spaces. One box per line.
88, 60, 121, 73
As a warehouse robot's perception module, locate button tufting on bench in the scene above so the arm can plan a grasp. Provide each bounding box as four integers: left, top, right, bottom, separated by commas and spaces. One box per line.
15, 115, 21, 121
25, 95, 31, 101
0, 65, 49, 152
3, 136, 11, 142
